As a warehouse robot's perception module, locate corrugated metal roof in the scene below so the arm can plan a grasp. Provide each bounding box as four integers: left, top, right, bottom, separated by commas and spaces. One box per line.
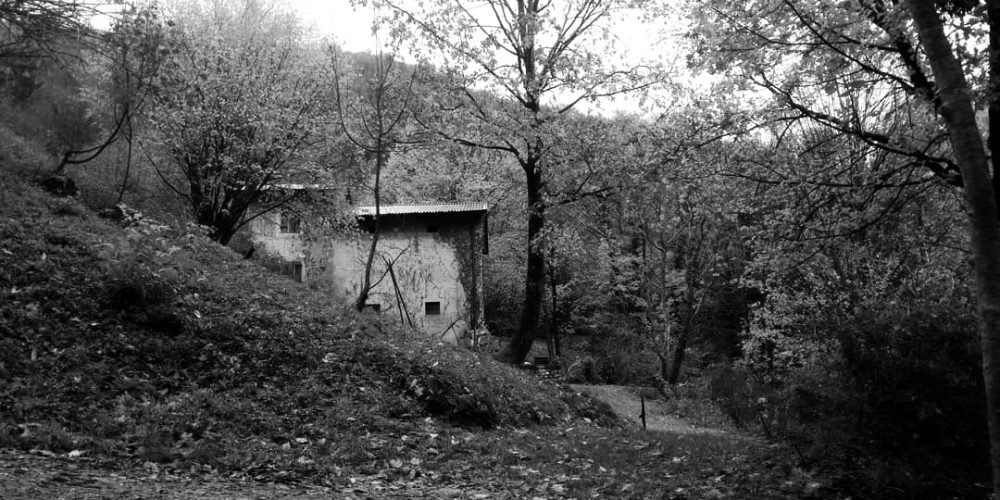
355, 202, 488, 216
264, 183, 339, 190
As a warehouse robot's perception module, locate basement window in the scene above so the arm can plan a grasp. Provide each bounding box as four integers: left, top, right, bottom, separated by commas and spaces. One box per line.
279, 211, 301, 234
279, 261, 302, 282
363, 303, 382, 313
424, 301, 441, 315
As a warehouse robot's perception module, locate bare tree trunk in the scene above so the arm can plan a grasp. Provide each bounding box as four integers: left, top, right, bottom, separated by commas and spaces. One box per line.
906, 2, 1000, 496
668, 259, 702, 385
656, 351, 670, 382
546, 251, 560, 364
667, 328, 689, 386
356, 149, 384, 311
56, 103, 130, 174
115, 125, 134, 204
496, 163, 545, 364
493, 4, 550, 365
337, 51, 412, 312
991, 0, 1000, 220
383, 254, 412, 327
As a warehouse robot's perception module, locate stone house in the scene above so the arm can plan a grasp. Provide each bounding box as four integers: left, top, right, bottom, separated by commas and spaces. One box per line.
246, 201, 489, 345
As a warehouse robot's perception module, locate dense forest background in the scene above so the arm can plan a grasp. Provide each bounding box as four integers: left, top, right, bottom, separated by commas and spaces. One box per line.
3, 0, 998, 496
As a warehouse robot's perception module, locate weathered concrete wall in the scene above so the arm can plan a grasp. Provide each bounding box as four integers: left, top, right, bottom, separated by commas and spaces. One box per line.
248, 211, 486, 344
247, 212, 308, 281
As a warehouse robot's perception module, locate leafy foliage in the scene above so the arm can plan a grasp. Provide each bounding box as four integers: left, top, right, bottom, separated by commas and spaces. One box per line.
0, 0, 97, 60
144, 0, 333, 244
706, 304, 988, 498
376, 0, 668, 364
686, 0, 959, 184
685, 100, 990, 496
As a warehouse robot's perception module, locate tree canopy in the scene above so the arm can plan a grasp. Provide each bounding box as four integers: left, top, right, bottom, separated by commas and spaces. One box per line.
145, 0, 333, 244
375, 0, 668, 364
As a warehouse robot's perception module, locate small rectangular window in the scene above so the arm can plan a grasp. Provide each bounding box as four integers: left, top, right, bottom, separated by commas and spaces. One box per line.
279, 211, 301, 233
363, 303, 381, 313
424, 301, 440, 315
281, 261, 302, 282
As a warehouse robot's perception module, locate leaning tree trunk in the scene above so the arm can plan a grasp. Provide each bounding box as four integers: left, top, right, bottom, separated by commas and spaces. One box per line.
496, 162, 546, 364
991, 0, 1000, 220
656, 351, 670, 382
906, 1, 1000, 496
667, 260, 701, 385
546, 252, 561, 365
666, 328, 689, 386
356, 148, 385, 311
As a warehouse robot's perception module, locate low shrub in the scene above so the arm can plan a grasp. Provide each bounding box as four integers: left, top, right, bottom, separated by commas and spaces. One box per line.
107, 261, 178, 310
565, 355, 599, 384
350, 336, 581, 429
563, 336, 662, 386
706, 305, 989, 498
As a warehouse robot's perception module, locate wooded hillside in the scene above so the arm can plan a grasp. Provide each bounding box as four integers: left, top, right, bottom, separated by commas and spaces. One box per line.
2, 0, 999, 497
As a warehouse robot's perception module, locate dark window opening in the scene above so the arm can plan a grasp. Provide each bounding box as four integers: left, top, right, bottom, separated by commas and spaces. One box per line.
424, 301, 441, 315
280, 261, 302, 282
280, 211, 301, 233
363, 303, 381, 313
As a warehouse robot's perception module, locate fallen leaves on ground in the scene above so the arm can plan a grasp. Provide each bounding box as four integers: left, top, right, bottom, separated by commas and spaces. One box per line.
2, 423, 841, 499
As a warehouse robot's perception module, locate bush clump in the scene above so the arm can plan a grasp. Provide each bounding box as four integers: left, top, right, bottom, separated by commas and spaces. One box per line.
350, 336, 588, 429
708, 306, 988, 498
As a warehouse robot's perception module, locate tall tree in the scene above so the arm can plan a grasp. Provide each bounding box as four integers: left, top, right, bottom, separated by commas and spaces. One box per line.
55, 5, 169, 181
904, 1, 1000, 496
690, 0, 1000, 494
329, 49, 421, 311
377, 0, 664, 364
554, 107, 750, 384
146, 0, 330, 245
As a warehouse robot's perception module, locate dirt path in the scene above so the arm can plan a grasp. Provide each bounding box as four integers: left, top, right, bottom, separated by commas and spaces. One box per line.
569, 384, 725, 435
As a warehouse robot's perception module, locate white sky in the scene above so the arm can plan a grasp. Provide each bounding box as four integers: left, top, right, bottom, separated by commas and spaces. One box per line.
290, 0, 684, 63
291, 1, 383, 53
88, 0, 698, 114
288, 0, 698, 114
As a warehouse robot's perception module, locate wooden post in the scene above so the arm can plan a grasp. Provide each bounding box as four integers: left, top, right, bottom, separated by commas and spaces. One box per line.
640, 395, 647, 430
